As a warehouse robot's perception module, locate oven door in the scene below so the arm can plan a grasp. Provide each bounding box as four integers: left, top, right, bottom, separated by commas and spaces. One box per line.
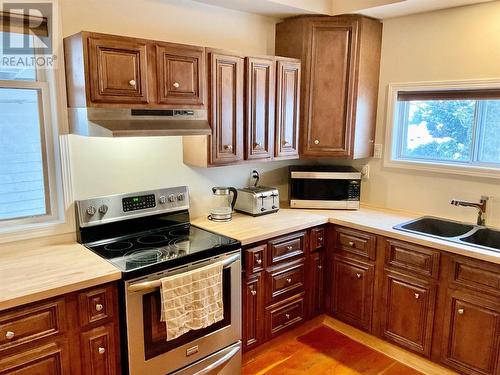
124, 251, 241, 375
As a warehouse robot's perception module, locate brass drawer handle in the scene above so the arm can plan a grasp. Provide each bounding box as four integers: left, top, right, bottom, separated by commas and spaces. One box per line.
255, 258, 262, 265
285, 313, 290, 320
224, 144, 233, 151
318, 237, 323, 242
286, 278, 292, 284
287, 245, 293, 251
458, 308, 464, 315
5, 331, 14, 340
128, 79, 136, 86
356, 273, 362, 279
95, 303, 104, 312
251, 290, 257, 296
98, 347, 106, 355
348, 241, 355, 247
414, 293, 420, 299
314, 139, 320, 145
173, 82, 180, 88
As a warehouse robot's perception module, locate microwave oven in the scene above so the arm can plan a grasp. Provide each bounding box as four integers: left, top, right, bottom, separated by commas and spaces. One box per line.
289, 166, 361, 210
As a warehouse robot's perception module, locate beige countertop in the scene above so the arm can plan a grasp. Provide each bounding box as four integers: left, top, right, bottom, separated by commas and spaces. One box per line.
193, 207, 500, 265
0, 242, 121, 312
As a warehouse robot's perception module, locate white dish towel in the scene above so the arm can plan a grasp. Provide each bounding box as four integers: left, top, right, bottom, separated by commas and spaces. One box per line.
160, 261, 224, 341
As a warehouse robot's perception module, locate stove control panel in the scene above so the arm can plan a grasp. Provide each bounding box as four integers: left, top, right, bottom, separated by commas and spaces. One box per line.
76, 186, 190, 228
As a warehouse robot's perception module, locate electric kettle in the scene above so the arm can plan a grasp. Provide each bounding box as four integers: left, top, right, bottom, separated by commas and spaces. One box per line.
208, 187, 238, 222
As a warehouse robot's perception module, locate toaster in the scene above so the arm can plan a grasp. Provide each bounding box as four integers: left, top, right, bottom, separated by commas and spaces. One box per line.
235, 186, 279, 216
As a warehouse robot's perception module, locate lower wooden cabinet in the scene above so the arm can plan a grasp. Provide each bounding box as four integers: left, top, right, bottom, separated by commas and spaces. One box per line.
0, 283, 120, 375
331, 254, 374, 332
381, 270, 437, 357
440, 289, 500, 375
242, 272, 264, 351
309, 250, 325, 318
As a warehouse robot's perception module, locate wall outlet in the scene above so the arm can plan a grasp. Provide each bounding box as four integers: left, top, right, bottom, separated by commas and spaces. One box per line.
361, 164, 370, 180
373, 143, 383, 159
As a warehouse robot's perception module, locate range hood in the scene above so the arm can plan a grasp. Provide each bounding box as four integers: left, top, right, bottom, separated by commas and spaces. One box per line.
68, 108, 211, 137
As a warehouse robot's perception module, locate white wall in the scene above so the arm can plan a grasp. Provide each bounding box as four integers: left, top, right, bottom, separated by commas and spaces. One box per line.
62, 0, 299, 218
363, 1, 500, 227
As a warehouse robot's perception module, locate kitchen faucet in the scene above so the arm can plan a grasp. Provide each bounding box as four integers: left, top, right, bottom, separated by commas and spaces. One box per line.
450, 196, 489, 226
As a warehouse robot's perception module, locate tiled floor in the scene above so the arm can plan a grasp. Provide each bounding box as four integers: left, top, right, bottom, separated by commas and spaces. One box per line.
242, 325, 424, 375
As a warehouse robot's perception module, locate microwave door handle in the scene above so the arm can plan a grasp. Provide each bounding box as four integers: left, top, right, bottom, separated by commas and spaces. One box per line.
192, 344, 240, 375
127, 253, 240, 292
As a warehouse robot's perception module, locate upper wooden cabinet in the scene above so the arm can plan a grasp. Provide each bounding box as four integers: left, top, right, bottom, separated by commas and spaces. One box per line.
64, 32, 205, 109
276, 15, 382, 159
156, 43, 205, 106
245, 57, 275, 161
275, 58, 301, 159
207, 50, 245, 165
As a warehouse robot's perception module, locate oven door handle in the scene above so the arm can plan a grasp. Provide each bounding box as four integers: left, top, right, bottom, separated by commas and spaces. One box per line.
193, 344, 240, 375
127, 253, 240, 292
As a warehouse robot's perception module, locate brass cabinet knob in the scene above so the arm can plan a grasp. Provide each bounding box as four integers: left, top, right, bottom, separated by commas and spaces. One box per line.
128, 79, 136, 86
356, 273, 362, 279
414, 293, 420, 299
287, 245, 293, 251
318, 265, 323, 270
5, 331, 14, 340
256, 258, 262, 265
348, 241, 355, 247
458, 308, 464, 315
95, 303, 104, 312
98, 347, 106, 355
224, 144, 233, 151
285, 313, 290, 320
286, 278, 292, 284
173, 82, 180, 88
314, 139, 320, 145
283, 140, 290, 146
251, 290, 257, 296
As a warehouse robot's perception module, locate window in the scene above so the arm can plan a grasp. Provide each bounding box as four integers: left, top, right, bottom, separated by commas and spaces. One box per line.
0, 24, 71, 240
386, 81, 500, 177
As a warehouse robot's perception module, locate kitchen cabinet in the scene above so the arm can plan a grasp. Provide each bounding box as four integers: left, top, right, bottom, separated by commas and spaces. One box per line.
0, 282, 120, 375
381, 270, 437, 357
274, 57, 301, 159
156, 42, 205, 106
245, 57, 275, 161
275, 15, 382, 159
440, 290, 500, 375
331, 254, 374, 331
242, 226, 322, 352
309, 251, 325, 317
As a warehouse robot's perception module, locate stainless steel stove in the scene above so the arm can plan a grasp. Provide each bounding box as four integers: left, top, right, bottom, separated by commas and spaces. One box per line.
76, 186, 242, 375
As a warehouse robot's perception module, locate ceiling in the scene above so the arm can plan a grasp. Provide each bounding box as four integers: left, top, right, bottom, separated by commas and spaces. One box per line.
191, 0, 496, 19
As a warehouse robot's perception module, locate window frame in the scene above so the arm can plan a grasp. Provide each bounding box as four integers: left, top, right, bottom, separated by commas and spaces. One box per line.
0, 40, 74, 243
384, 79, 500, 179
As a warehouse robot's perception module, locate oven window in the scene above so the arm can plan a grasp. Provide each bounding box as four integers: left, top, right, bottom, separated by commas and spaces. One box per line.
142, 268, 231, 360
290, 179, 351, 201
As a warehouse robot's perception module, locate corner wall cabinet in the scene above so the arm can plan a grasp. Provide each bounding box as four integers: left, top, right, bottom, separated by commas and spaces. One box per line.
275, 15, 382, 159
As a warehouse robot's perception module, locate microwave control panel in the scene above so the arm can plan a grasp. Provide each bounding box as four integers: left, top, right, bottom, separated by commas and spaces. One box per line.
347, 181, 361, 201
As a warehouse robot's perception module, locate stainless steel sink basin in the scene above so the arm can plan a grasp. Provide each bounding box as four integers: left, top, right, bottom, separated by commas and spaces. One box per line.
396, 217, 475, 238
460, 228, 500, 250
394, 216, 500, 253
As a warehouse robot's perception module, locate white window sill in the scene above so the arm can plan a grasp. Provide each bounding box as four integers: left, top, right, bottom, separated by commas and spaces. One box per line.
0, 217, 75, 245
383, 158, 500, 180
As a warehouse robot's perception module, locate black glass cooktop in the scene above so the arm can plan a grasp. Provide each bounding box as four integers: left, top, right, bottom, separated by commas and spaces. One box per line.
85, 223, 240, 278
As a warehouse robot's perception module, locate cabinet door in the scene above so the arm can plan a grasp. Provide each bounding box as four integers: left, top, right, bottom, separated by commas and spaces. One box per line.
441, 290, 500, 375
309, 251, 325, 318
156, 44, 205, 106
275, 58, 300, 159
381, 271, 436, 357
88, 37, 149, 104
0, 340, 70, 374
242, 273, 264, 352
208, 52, 244, 165
81, 323, 118, 375
303, 21, 356, 157
245, 57, 275, 161
331, 255, 374, 331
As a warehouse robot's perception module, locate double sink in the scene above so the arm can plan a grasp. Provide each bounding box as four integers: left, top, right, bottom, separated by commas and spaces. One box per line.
394, 216, 500, 253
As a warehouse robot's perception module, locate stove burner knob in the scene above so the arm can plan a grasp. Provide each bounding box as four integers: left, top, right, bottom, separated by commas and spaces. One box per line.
177, 193, 185, 201
168, 194, 176, 203
158, 195, 167, 204
86, 206, 97, 216
99, 205, 108, 214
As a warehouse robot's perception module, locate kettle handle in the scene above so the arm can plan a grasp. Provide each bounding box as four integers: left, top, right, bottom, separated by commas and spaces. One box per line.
229, 188, 238, 210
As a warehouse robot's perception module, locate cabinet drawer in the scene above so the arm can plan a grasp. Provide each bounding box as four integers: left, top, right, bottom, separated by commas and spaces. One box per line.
78, 284, 115, 328
451, 256, 500, 296
268, 232, 305, 265
266, 260, 305, 304
0, 299, 66, 353
310, 227, 325, 251
385, 239, 440, 279
245, 244, 266, 274
266, 294, 304, 339
335, 227, 376, 260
